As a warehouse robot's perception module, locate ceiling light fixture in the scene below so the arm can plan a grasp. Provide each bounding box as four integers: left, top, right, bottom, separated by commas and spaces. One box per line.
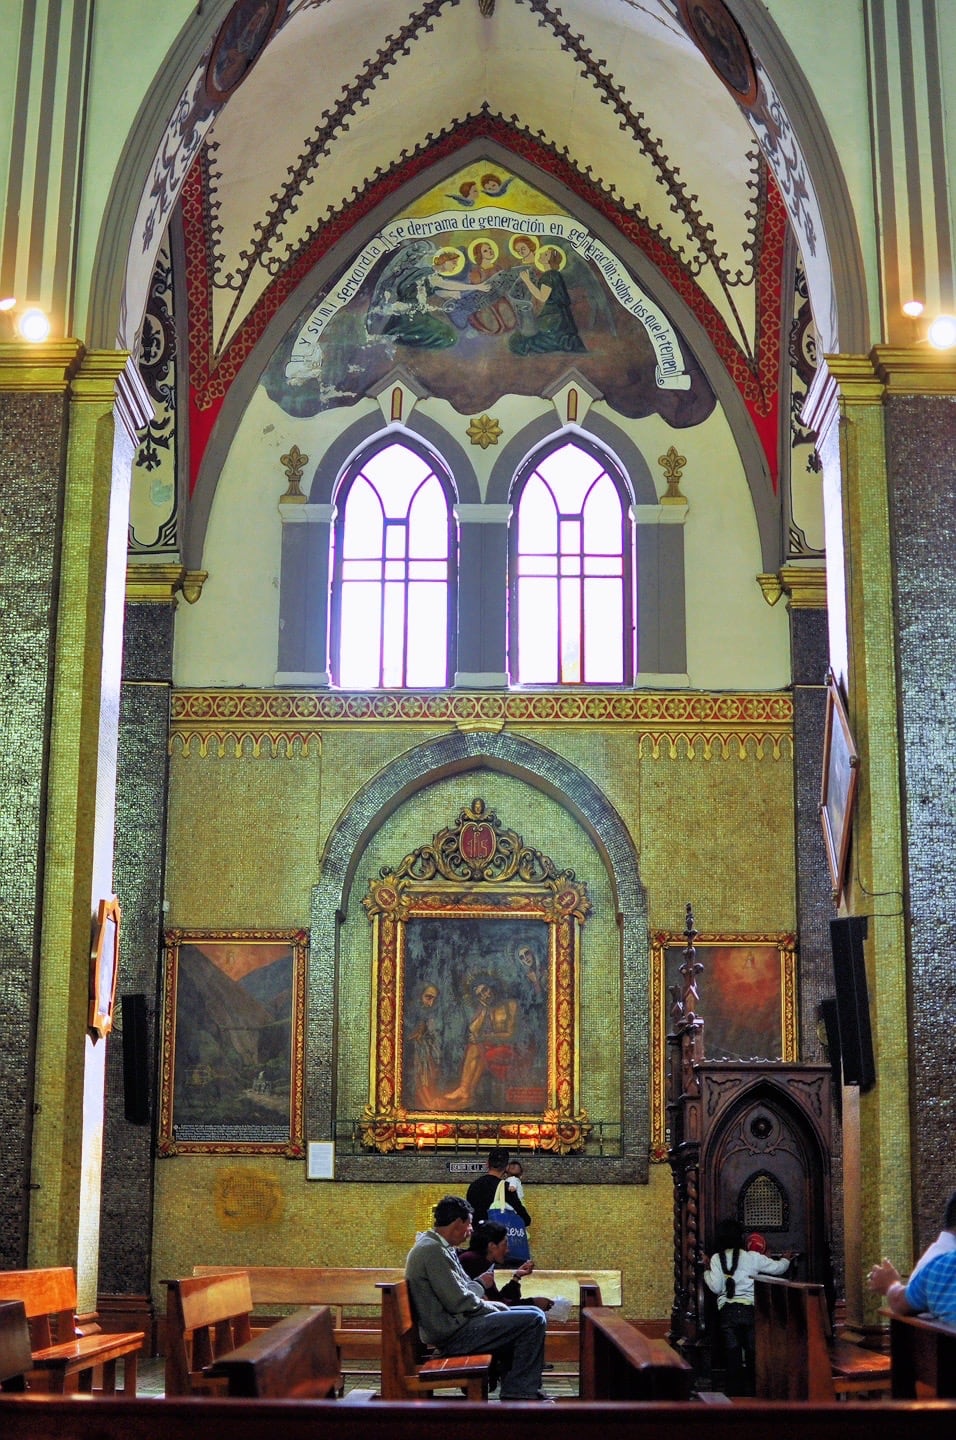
927, 314, 956, 350
17, 307, 51, 342
901, 299, 924, 317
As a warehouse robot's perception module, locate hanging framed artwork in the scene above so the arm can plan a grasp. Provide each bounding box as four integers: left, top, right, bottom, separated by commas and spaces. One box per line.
159, 928, 307, 1156
649, 930, 798, 1154
820, 670, 860, 903
361, 798, 591, 1154
89, 895, 122, 1040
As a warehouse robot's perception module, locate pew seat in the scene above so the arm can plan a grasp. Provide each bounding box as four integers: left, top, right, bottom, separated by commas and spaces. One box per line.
579, 1284, 693, 1400
0, 1268, 142, 1395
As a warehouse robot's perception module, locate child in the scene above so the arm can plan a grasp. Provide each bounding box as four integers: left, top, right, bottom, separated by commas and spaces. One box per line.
505, 1159, 525, 1201
704, 1218, 792, 1395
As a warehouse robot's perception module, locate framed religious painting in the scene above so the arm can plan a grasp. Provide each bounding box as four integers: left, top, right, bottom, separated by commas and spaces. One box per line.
89, 895, 122, 1040
158, 928, 307, 1156
820, 670, 860, 903
361, 798, 591, 1154
649, 930, 798, 1155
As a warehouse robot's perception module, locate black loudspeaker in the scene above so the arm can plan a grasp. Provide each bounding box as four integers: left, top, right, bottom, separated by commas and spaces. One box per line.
829, 916, 875, 1090
122, 993, 151, 1124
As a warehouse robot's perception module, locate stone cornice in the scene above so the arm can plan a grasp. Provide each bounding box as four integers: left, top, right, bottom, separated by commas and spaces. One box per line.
871, 344, 956, 395
0, 338, 84, 392
780, 564, 827, 609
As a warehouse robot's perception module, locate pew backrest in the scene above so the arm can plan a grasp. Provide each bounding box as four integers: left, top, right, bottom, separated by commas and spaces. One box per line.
890, 1312, 956, 1398
165, 1273, 254, 1396
755, 1277, 891, 1401
0, 1268, 77, 1349
376, 1279, 490, 1400
0, 1302, 32, 1391
579, 1304, 693, 1400
203, 1305, 341, 1398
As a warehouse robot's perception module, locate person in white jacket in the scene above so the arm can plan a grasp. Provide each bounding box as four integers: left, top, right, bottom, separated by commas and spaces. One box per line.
704, 1218, 793, 1395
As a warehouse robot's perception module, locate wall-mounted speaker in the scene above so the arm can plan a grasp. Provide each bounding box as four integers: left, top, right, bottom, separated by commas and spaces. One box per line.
819, 997, 843, 1117
829, 916, 875, 1091
121, 993, 150, 1124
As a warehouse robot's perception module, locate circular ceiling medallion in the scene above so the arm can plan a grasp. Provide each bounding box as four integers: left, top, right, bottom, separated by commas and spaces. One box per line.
203, 0, 289, 105
677, 0, 760, 108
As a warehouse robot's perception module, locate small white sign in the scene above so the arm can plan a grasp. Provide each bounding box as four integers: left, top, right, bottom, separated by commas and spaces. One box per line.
307, 1142, 335, 1180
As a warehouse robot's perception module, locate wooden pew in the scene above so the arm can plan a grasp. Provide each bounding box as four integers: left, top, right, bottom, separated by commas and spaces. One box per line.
755, 1276, 892, 1400
164, 1274, 253, 1396
0, 1268, 143, 1395
578, 1284, 693, 1400
1, 1394, 955, 1440
890, 1313, 956, 1398
203, 1305, 341, 1398
0, 1302, 33, 1392
191, 1264, 620, 1367
377, 1279, 491, 1399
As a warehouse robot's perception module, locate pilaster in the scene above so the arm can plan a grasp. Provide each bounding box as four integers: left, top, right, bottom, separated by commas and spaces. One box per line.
803, 353, 909, 1328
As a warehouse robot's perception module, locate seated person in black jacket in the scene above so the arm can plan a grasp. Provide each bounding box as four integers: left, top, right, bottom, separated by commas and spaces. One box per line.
460, 1221, 553, 1312
466, 1146, 532, 1227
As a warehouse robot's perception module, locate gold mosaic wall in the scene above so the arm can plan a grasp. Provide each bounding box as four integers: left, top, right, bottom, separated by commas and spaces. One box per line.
156, 697, 795, 1318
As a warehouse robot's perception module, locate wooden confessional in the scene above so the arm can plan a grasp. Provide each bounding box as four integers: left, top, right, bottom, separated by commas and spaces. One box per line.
666, 907, 833, 1368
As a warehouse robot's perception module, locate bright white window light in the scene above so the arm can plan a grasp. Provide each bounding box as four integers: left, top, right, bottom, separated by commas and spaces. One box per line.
927, 314, 956, 350
18, 307, 51, 342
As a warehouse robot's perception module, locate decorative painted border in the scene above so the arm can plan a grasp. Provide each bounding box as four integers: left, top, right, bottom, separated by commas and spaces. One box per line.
169, 690, 794, 760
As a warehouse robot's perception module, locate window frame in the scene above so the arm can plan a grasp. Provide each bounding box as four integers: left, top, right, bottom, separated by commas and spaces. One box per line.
328, 435, 458, 690
508, 434, 635, 687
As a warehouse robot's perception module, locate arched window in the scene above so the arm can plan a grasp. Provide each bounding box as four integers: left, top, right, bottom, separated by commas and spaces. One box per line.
330, 440, 456, 688
510, 439, 632, 685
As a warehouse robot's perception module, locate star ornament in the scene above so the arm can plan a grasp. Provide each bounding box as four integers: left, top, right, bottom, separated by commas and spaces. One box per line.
467, 414, 503, 448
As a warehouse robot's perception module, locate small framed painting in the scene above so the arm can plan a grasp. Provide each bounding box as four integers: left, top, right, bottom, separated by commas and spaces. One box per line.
159, 928, 307, 1156
820, 670, 860, 903
89, 895, 122, 1040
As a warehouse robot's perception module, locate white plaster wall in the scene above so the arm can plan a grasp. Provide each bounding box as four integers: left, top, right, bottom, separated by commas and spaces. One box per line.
175, 381, 789, 692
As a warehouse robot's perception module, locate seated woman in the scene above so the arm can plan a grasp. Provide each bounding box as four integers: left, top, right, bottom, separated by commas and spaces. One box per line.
459, 1221, 553, 1312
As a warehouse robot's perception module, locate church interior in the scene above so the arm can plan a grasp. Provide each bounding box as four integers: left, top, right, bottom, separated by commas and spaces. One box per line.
0, 0, 954, 1391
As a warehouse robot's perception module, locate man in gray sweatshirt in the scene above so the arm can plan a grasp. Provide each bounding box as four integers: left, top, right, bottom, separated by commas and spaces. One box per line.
405, 1194, 548, 1400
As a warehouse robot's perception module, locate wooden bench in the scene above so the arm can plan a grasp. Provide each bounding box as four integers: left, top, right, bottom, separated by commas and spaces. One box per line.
192, 1264, 620, 1367
890, 1312, 956, 1398
0, 1268, 142, 1395
579, 1283, 693, 1400
1, 1394, 954, 1440
0, 1302, 33, 1392
164, 1273, 254, 1396
203, 1305, 342, 1398
755, 1276, 892, 1400
377, 1279, 491, 1399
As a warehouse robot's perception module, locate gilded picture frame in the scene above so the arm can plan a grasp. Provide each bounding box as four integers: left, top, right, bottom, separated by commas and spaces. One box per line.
820, 670, 860, 904
159, 928, 307, 1156
361, 799, 591, 1154
89, 895, 122, 1040
650, 930, 798, 1156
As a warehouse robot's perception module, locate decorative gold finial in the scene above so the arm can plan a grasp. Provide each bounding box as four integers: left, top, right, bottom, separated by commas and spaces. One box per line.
658, 445, 688, 504
467, 414, 503, 449
280, 444, 309, 502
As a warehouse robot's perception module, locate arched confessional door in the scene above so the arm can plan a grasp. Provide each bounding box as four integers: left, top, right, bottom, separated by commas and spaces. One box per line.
668, 1057, 833, 1359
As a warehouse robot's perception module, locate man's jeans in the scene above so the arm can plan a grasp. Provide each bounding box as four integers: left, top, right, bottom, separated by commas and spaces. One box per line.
437, 1305, 547, 1399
